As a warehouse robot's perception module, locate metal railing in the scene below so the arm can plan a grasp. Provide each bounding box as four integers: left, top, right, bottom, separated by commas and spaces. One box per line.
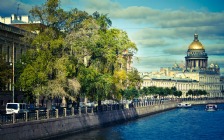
1, 98, 223, 125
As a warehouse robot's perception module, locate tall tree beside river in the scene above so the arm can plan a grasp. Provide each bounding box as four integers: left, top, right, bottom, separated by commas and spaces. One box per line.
17, 0, 140, 104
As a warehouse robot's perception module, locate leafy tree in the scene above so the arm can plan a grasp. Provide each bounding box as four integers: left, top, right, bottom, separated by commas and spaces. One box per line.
18, 0, 81, 103
17, 0, 140, 105
66, 18, 138, 103
0, 55, 12, 90
186, 89, 207, 98
127, 69, 142, 89
93, 11, 112, 31
186, 89, 194, 97
201, 90, 208, 96
142, 87, 148, 95
174, 90, 182, 97
140, 86, 182, 99
122, 87, 139, 100
147, 86, 158, 98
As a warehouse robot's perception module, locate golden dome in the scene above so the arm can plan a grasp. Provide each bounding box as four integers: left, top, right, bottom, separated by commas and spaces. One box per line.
188, 34, 204, 50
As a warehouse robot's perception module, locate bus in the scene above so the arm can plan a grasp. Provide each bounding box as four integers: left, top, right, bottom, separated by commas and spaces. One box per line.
6, 103, 28, 114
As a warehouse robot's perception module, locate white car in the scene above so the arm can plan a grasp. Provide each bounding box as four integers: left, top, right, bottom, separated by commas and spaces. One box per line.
6, 103, 29, 114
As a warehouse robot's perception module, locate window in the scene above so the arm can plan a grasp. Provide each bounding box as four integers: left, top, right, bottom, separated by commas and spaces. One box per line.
7, 104, 18, 109
0, 44, 2, 55
14, 47, 16, 62
6, 46, 9, 62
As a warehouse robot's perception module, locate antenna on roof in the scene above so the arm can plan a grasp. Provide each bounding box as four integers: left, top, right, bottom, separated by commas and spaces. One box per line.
17, 3, 20, 15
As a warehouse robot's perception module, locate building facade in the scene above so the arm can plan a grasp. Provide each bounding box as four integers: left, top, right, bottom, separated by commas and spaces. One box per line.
142, 34, 224, 97
0, 22, 28, 108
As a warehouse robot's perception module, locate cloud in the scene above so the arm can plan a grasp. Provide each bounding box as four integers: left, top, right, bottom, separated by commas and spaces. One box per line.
131, 26, 224, 55
80, 1, 224, 29
136, 39, 170, 48
81, 0, 121, 14
0, 0, 33, 16
60, 0, 78, 11
1, 0, 223, 74
163, 46, 187, 55
112, 6, 159, 19
206, 44, 224, 56
0, 0, 78, 17
133, 55, 184, 72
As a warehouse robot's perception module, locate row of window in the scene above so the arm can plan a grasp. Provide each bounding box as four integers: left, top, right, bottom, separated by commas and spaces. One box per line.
199, 76, 220, 83
143, 81, 223, 91
0, 43, 25, 91
0, 43, 24, 63
187, 51, 207, 56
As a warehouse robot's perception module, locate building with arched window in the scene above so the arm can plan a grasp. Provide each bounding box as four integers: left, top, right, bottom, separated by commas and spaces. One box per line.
142, 34, 224, 98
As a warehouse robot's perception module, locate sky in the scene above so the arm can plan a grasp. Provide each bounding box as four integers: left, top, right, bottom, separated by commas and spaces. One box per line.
1, 0, 224, 75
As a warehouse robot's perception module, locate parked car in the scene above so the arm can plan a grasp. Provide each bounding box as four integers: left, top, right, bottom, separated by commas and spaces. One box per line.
86, 101, 98, 107
79, 102, 86, 107
27, 104, 36, 112
6, 103, 29, 114
35, 106, 47, 112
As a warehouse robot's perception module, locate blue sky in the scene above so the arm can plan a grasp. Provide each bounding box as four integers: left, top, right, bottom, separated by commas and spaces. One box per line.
1, 0, 224, 74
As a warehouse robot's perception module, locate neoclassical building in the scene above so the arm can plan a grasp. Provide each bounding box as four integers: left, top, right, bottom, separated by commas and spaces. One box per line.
142, 34, 224, 97
0, 22, 28, 108
185, 34, 208, 70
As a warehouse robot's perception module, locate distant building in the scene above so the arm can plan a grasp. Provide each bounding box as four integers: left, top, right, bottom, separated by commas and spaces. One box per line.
123, 49, 134, 72
142, 34, 224, 97
0, 14, 48, 110
0, 14, 40, 24
0, 14, 44, 34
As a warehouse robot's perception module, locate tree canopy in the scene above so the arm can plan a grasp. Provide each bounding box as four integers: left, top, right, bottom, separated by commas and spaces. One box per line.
16, 0, 140, 103
186, 89, 208, 97
0, 55, 12, 90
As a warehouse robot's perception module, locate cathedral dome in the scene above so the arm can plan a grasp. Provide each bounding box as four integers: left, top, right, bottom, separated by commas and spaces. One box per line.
188, 34, 204, 50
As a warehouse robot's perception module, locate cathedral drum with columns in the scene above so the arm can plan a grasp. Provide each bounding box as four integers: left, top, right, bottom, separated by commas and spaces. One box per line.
185, 34, 208, 70
142, 34, 224, 98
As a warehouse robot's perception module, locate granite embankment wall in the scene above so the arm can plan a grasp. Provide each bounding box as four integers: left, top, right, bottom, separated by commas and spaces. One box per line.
0, 101, 177, 140
182, 99, 224, 105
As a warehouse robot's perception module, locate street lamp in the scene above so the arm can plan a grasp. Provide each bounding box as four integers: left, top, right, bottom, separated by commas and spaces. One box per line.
12, 38, 15, 103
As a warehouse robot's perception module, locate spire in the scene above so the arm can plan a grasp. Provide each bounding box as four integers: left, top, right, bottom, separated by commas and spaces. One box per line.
194, 33, 198, 41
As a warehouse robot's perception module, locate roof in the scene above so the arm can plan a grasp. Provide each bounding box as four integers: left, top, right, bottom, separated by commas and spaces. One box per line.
188, 34, 204, 50
11, 19, 27, 24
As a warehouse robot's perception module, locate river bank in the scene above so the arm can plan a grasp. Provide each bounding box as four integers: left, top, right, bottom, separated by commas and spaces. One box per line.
0, 101, 177, 140
1, 99, 224, 140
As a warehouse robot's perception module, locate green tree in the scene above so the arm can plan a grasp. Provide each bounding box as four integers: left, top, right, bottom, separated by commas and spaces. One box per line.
18, 0, 81, 103
18, 0, 139, 105
127, 69, 142, 89
66, 18, 138, 103
0, 55, 12, 90
186, 89, 194, 97
122, 87, 139, 100
147, 86, 158, 98
174, 90, 182, 97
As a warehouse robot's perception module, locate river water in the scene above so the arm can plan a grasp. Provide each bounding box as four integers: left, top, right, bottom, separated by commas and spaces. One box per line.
52, 104, 224, 140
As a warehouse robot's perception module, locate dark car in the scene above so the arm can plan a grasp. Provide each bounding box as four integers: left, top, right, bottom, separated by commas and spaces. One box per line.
27, 104, 36, 112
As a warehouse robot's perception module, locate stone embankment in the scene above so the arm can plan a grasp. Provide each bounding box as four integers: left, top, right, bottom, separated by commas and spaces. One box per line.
181, 99, 224, 105
0, 101, 177, 140
1, 99, 224, 140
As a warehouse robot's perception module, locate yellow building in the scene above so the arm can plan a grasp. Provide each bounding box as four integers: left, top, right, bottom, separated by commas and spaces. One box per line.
142, 34, 224, 97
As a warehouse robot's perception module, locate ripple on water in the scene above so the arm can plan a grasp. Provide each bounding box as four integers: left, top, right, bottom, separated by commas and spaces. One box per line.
49, 104, 224, 140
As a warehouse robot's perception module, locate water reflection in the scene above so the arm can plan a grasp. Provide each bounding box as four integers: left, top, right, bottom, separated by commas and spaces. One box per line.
53, 127, 124, 140
46, 104, 224, 140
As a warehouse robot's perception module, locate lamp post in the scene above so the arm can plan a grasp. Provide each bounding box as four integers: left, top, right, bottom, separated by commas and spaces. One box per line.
12, 38, 15, 103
